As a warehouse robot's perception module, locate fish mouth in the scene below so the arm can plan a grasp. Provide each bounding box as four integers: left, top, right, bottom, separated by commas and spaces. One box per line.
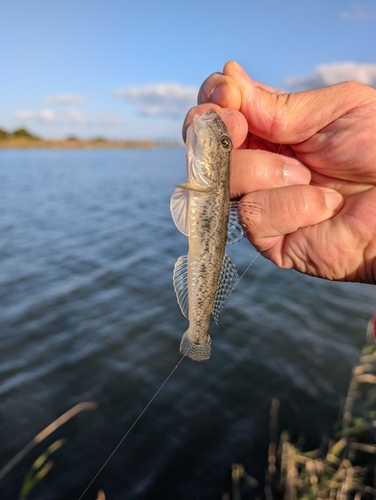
186, 108, 230, 180
200, 109, 218, 123
190, 109, 228, 150
191, 110, 218, 134
187, 114, 209, 158
191, 109, 218, 132
189, 110, 219, 152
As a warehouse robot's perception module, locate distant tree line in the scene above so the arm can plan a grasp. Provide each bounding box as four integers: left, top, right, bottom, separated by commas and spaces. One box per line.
0, 127, 182, 147
0, 127, 40, 140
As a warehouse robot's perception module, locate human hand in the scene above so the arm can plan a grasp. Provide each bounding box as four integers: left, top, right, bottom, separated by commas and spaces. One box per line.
183, 61, 376, 284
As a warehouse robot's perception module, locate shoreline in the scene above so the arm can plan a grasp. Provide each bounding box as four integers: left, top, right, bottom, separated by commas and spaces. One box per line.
0, 138, 160, 150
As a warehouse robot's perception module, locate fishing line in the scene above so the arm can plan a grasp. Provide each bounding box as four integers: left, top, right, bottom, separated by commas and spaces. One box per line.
77, 353, 187, 500
78, 250, 260, 499
235, 249, 261, 287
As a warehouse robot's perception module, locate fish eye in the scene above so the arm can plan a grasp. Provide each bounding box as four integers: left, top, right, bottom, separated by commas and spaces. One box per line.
220, 135, 232, 149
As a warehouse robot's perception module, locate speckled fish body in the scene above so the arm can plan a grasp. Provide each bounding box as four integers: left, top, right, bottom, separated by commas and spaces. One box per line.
171, 109, 242, 361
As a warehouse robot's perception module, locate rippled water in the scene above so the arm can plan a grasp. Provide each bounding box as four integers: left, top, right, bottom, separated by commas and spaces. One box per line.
1, 148, 375, 500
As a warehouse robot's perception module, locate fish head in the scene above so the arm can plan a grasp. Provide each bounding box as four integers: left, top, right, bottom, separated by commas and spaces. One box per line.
186, 109, 232, 189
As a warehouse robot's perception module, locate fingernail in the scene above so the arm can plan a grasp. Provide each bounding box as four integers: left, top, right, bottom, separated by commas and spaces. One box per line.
221, 109, 239, 136
322, 189, 343, 211
212, 83, 229, 106
283, 162, 311, 185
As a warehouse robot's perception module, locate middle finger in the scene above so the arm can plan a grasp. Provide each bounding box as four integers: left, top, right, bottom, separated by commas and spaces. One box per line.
230, 149, 311, 198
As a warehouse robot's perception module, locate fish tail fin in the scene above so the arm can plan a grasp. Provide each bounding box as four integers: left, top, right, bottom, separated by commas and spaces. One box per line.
180, 330, 212, 361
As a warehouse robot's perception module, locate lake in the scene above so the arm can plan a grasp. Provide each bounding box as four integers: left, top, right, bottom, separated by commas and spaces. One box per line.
1, 148, 375, 499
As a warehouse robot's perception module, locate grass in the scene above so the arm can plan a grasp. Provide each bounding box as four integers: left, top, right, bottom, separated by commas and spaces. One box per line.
0, 402, 97, 499
19, 440, 65, 500
224, 319, 376, 500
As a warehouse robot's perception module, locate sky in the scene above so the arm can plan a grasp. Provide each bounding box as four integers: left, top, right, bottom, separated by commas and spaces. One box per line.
1, 0, 376, 140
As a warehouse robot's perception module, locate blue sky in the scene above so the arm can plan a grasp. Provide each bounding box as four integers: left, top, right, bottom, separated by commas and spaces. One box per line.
1, 0, 376, 139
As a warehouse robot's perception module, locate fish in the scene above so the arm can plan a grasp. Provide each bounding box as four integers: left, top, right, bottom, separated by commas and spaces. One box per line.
170, 109, 245, 361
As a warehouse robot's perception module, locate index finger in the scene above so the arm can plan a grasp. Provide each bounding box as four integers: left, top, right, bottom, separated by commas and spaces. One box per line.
197, 63, 280, 110
224, 61, 376, 144
197, 72, 242, 109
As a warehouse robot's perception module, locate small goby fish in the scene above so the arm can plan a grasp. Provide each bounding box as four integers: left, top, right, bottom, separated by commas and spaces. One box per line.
170, 109, 244, 361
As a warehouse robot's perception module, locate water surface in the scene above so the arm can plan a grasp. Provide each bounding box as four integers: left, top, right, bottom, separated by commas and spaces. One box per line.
1, 149, 375, 499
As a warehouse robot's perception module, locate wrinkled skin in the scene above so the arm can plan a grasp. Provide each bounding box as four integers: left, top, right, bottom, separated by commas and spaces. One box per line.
183, 61, 376, 284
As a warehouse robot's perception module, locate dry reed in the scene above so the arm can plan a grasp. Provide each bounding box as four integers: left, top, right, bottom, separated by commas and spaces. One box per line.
224, 319, 376, 500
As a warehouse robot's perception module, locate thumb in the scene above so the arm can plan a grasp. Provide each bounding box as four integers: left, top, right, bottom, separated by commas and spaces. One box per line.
222, 61, 373, 144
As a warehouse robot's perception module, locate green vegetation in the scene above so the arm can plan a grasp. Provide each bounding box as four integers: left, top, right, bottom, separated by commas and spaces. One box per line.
0, 402, 97, 499
0, 127, 182, 148
0, 128, 158, 148
19, 440, 65, 500
0, 128, 10, 139
91, 136, 107, 143
12, 128, 40, 140
0, 127, 39, 140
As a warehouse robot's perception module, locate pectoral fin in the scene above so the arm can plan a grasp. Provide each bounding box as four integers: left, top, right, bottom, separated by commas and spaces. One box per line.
170, 187, 189, 235
212, 254, 239, 325
227, 201, 246, 244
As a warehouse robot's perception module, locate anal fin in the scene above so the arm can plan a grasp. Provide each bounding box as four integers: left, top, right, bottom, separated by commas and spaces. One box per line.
212, 254, 239, 325
173, 255, 189, 318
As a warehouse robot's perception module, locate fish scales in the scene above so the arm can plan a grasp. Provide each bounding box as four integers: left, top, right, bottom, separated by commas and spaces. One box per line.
171, 109, 242, 361
188, 184, 229, 340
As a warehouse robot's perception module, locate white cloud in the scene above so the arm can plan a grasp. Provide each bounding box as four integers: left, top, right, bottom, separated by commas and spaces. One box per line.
340, 3, 376, 20
45, 93, 87, 105
115, 83, 198, 118
15, 108, 126, 126
15, 110, 35, 120
284, 62, 376, 90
